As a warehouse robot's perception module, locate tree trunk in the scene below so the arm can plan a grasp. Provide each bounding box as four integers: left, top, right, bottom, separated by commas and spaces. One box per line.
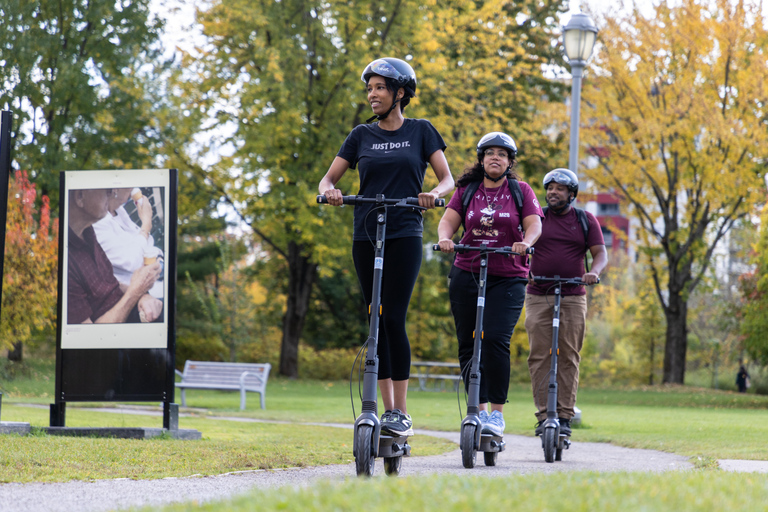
279, 241, 318, 378
662, 291, 688, 384
7, 341, 23, 362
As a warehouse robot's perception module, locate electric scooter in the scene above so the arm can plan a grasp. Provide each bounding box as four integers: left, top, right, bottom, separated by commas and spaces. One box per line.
433, 243, 532, 468
318, 194, 444, 477
530, 275, 598, 463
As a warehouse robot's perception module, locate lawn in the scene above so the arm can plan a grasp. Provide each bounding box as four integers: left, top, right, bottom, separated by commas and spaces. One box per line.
3, 357, 768, 484
146, 472, 768, 512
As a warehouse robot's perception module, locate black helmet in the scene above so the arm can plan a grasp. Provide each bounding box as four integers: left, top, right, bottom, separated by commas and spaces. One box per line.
361, 58, 417, 97
476, 132, 517, 161
543, 168, 579, 198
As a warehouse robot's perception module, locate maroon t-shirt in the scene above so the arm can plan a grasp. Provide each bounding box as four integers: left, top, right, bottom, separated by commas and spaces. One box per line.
447, 180, 543, 278
67, 226, 124, 323
527, 207, 605, 296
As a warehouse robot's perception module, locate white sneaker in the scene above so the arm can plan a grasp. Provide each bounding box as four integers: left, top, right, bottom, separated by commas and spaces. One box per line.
482, 410, 505, 436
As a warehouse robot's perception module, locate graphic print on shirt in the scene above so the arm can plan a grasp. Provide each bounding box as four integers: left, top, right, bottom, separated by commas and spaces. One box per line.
471, 189, 509, 239
371, 140, 411, 153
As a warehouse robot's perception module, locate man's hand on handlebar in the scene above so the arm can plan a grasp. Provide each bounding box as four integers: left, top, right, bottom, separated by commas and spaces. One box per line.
582, 272, 600, 285
418, 192, 439, 210
323, 188, 343, 206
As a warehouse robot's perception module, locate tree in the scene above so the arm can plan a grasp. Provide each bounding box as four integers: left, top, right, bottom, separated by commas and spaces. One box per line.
177, 0, 429, 377
1, 171, 59, 360
414, 0, 569, 179
582, 0, 768, 383
0, 0, 167, 202
740, 204, 768, 364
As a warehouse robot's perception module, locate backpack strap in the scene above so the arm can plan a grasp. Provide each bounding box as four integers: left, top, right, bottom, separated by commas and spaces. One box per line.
460, 180, 481, 230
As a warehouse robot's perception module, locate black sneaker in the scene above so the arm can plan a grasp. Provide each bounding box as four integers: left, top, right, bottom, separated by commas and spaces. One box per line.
558, 418, 572, 436
535, 420, 545, 436
380, 410, 392, 424
382, 409, 414, 437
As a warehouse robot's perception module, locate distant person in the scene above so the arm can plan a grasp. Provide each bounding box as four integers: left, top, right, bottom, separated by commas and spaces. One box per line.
736, 365, 750, 393
93, 187, 164, 298
67, 188, 162, 324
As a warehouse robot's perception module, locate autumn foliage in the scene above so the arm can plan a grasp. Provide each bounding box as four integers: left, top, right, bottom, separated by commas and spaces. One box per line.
1, 170, 59, 353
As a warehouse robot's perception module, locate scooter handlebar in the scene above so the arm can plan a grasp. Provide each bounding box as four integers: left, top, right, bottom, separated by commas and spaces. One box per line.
431, 243, 534, 255
317, 195, 445, 207
531, 275, 600, 286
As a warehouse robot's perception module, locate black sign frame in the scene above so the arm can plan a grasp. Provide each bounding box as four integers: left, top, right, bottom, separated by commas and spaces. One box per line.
51, 169, 178, 428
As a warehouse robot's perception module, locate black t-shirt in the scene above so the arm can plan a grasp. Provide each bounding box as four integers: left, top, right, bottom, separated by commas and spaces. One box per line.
337, 118, 447, 241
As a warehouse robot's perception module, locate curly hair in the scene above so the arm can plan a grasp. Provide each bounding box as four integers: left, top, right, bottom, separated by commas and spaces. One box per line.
456, 159, 520, 188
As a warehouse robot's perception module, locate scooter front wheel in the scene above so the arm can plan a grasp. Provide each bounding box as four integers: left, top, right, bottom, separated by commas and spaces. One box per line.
384, 456, 402, 476
543, 428, 556, 463
355, 425, 375, 477
461, 424, 477, 468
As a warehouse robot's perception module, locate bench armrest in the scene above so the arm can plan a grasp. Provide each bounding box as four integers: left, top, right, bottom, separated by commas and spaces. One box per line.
175, 369, 184, 379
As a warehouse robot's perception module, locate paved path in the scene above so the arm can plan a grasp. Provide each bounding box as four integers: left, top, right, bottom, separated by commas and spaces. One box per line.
0, 404, 757, 512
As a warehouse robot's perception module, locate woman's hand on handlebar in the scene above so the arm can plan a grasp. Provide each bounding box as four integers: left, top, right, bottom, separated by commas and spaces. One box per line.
511, 241, 531, 255
437, 238, 455, 253
323, 188, 343, 206
582, 272, 600, 285
418, 191, 438, 209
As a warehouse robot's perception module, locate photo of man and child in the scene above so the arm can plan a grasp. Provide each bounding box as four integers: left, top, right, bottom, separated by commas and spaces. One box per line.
66, 186, 165, 325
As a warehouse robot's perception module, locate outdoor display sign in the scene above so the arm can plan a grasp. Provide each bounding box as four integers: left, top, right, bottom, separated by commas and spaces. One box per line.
51, 169, 178, 428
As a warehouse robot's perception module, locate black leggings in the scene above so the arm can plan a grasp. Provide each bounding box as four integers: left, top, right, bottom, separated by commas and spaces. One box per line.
449, 267, 525, 404
352, 237, 422, 381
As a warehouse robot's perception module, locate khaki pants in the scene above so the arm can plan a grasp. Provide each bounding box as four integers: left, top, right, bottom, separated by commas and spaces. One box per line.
525, 293, 587, 421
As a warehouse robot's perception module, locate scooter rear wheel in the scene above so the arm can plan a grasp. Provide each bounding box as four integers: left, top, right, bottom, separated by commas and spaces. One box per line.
483, 450, 497, 466
383, 456, 401, 476
461, 424, 477, 468
355, 425, 375, 477
543, 428, 556, 463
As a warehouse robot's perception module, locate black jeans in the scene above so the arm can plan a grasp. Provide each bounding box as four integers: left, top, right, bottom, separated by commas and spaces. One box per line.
449, 267, 526, 405
353, 237, 422, 381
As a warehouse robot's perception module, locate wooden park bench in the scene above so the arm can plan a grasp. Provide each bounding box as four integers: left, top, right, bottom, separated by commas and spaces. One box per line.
175, 361, 271, 410
410, 361, 462, 392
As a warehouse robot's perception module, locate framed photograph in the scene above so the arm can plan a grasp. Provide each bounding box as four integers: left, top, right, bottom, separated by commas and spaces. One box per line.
53, 169, 178, 407
60, 170, 171, 349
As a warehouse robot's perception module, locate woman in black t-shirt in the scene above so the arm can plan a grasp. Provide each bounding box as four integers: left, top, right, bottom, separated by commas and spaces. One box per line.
318, 57, 454, 436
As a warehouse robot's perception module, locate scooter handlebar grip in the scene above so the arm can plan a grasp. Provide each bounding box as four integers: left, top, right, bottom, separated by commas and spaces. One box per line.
432, 244, 440, 251
316, 195, 327, 204
436, 198, 445, 207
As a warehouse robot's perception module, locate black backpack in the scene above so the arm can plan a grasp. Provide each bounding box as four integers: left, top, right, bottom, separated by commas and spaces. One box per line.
542, 205, 592, 271
460, 178, 524, 231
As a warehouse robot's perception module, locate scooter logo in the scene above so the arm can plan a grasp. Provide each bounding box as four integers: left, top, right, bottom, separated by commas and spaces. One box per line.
374, 257, 384, 269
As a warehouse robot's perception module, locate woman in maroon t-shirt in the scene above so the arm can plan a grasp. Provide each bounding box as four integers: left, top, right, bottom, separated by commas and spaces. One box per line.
436, 132, 543, 437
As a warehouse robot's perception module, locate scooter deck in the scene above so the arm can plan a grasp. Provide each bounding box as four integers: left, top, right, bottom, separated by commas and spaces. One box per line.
379, 433, 411, 458
479, 433, 505, 453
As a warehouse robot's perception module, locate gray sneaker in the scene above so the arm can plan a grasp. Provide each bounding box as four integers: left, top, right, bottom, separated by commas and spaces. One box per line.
382, 409, 414, 437
481, 410, 505, 436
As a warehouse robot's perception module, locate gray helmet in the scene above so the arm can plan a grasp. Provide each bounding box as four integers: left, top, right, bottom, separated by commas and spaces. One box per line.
361, 58, 417, 97
543, 168, 579, 198
476, 132, 517, 161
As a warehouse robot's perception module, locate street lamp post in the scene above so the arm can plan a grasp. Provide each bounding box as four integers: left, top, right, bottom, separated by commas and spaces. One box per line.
563, 12, 598, 181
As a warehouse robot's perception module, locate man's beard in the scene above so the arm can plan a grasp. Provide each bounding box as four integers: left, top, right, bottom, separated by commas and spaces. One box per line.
547, 197, 567, 210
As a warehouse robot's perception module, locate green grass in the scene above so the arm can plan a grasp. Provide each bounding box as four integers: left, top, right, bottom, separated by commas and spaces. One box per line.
145, 472, 768, 512
5, 358, 768, 485
0, 404, 451, 483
